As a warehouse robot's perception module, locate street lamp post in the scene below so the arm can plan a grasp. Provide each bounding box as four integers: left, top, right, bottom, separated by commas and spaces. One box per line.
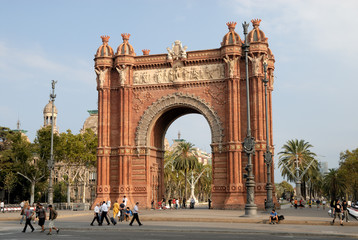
262, 63, 274, 210
295, 154, 301, 201
48, 80, 57, 205
242, 21, 257, 216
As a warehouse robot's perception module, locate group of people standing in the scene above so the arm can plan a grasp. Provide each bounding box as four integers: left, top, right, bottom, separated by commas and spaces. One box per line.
90, 196, 142, 226
20, 201, 59, 235
155, 196, 196, 210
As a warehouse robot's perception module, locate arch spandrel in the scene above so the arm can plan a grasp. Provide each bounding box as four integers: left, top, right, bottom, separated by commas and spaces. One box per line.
135, 92, 224, 149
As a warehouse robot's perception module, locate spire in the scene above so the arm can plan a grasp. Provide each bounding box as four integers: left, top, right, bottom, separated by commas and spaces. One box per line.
178, 131, 181, 140
17, 118, 20, 130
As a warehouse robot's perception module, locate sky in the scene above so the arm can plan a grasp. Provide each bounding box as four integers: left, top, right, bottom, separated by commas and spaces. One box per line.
1, 0, 358, 183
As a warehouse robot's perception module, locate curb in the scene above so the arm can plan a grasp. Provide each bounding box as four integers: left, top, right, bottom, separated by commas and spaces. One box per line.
47, 226, 358, 238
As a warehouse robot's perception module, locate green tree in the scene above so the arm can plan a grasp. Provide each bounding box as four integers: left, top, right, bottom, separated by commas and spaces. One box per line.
278, 139, 319, 198
56, 129, 97, 203
322, 168, 346, 201
339, 148, 358, 200
173, 142, 198, 200
4, 171, 17, 203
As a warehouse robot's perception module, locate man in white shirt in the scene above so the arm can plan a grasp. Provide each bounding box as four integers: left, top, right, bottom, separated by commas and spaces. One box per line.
99, 201, 110, 225
129, 202, 142, 226
123, 196, 128, 207
90, 203, 100, 226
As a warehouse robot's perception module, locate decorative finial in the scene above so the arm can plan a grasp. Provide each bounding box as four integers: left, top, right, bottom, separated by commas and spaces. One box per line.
178, 131, 181, 140
251, 19, 261, 28
17, 119, 20, 130
226, 21, 237, 31
121, 33, 131, 41
142, 49, 150, 55
101, 35, 110, 44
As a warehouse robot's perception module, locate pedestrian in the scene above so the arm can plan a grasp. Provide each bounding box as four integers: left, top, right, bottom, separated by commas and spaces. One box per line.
22, 205, 34, 233
34, 202, 40, 224
308, 199, 312, 208
316, 199, 321, 210
0, 200, 4, 213
330, 199, 335, 216
129, 202, 142, 226
113, 200, 119, 220
119, 200, 125, 222
37, 204, 46, 232
168, 199, 172, 209
342, 199, 349, 223
20, 200, 24, 212
208, 198, 212, 209
20, 201, 28, 224
107, 199, 111, 209
123, 195, 128, 207
151, 199, 154, 209
331, 199, 343, 226
322, 199, 326, 210
172, 198, 176, 210
182, 197, 186, 209
294, 199, 298, 209
90, 203, 100, 226
99, 201, 110, 225
47, 205, 59, 235
190, 197, 195, 209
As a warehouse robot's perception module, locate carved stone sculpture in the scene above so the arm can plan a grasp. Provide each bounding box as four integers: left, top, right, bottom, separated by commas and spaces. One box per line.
95, 68, 108, 88
116, 65, 127, 85
223, 55, 238, 78
167, 40, 188, 60
248, 54, 264, 76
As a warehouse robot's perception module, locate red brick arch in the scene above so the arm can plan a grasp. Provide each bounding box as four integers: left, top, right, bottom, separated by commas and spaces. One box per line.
94, 23, 275, 209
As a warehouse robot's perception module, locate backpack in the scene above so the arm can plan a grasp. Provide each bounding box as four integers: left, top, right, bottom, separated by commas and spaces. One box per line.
52, 210, 58, 220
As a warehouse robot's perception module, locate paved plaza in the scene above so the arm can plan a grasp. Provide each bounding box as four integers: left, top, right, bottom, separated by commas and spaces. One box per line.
0, 206, 357, 239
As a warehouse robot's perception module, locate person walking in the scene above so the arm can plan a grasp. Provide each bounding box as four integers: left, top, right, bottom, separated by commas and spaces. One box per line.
322, 199, 326, 210
22, 205, 34, 233
331, 199, 343, 226
47, 205, 59, 235
129, 202, 142, 226
112, 201, 119, 220
90, 203, 100, 226
99, 201, 110, 225
342, 199, 349, 223
182, 197, 186, 209
37, 204, 46, 232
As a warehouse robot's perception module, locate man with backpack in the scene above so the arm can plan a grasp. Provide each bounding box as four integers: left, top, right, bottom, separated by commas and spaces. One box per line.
47, 205, 59, 235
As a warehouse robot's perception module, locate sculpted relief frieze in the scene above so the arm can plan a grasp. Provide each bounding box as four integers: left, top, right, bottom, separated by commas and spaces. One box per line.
133, 63, 225, 85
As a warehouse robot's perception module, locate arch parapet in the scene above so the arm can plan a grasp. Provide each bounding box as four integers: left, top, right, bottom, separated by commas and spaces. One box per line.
135, 92, 224, 149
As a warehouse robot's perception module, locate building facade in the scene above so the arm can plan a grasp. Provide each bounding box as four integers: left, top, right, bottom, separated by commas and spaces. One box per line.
94, 20, 275, 209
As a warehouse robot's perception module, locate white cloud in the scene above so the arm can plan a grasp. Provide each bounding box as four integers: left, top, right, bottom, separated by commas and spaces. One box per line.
229, 0, 358, 58
0, 41, 94, 86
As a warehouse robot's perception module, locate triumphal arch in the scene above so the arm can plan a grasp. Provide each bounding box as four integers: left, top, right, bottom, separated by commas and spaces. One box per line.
93, 19, 275, 209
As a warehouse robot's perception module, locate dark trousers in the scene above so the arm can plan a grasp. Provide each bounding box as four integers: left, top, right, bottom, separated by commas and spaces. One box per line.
100, 211, 110, 225
91, 213, 100, 225
23, 218, 34, 232
129, 213, 142, 225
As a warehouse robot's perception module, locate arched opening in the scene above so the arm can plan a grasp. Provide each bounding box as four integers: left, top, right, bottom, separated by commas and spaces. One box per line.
164, 114, 212, 208
135, 93, 223, 208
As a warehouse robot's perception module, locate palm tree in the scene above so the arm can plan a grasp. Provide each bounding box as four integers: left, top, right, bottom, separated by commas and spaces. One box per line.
322, 168, 346, 201
173, 141, 198, 200
278, 139, 318, 198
